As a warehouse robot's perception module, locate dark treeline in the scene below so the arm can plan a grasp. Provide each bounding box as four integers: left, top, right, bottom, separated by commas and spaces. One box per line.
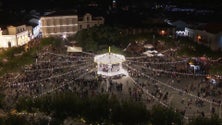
15, 92, 184, 125
14, 92, 222, 125
16, 93, 151, 125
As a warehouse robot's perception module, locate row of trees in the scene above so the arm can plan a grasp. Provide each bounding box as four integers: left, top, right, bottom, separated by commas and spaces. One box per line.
16, 93, 150, 125
71, 26, 125, 52
71, 25, 154, 53
15, 92, 222, 125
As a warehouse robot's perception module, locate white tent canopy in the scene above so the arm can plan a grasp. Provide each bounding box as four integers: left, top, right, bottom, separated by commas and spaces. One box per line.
146, 50, 158, 54
157, 53, 164, 57
144, 44, 154, 49
67, 46, 83, 52
94, 53, 126, 64
143, 51, 154, 57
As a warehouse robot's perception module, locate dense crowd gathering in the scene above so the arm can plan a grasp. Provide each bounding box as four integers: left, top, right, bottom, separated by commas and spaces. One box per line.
125, 56, 222, 118
0, 46, 222, 119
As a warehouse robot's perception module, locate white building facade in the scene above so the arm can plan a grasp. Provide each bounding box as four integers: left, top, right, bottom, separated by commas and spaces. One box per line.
78, 13, 104, 30
0, 25, 30, 48
40, 14, 78, 37
40, 11, 104, 38
28, 18, 41, 38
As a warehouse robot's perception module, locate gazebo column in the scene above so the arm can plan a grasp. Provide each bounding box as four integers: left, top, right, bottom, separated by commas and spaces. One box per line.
97, 63, 100, 72
108, 64, 112, 76
120, 62, 123, 69
97, 62, 100, 73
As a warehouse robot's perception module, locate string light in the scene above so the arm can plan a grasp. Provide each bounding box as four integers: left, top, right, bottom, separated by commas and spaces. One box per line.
128, 62, 207, 77
127, 59, 188, 65
124, 63, 220, 106
15, 63, 94, 85
25, 61, 92, 72
33, 67, 96, 98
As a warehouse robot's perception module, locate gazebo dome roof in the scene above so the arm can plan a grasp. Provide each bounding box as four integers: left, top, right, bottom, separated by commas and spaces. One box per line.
94, 53, 125, 64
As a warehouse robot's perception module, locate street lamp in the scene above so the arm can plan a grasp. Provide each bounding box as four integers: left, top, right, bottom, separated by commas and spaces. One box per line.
197, 35, 201, 42
62, 34, 67, 39
161, 30, 165, 36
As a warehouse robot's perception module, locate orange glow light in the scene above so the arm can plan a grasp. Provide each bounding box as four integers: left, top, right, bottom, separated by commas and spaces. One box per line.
161, 30, 165, 35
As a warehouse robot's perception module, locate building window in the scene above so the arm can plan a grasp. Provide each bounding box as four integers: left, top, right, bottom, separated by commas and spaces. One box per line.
87, 16, 90, 22
51, 19, 54, 26
60, 19, 63, 25
41, 20, 44, 26
52, 19, 55, 25
72, 19, 75, 24
87, 24, 90, 28
72, 26, 77, 32
64, 26, 68, 32
46, 28, 50, 33
63, 19, 67, 25
79, 25, 82, 30
8, 42, 11, 48
46, 20, 49, 26
55, 19, 59, 25
65, 18, 69, 25
68, 18, 72, 24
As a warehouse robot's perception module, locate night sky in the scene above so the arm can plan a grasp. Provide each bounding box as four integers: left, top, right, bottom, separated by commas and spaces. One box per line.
0, 0, 221, 26
0, 0, 221, 11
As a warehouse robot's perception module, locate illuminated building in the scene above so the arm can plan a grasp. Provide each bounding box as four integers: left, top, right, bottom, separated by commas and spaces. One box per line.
185, 23, 222, 51
0, 25, 30, 48
78, 13, 104, 30
40, 11, 104, 38
40, 10, 78, 38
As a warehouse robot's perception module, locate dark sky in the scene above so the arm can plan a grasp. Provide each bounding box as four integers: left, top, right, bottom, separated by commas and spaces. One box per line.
0, 0, 221, 11
0, 0, 112, 10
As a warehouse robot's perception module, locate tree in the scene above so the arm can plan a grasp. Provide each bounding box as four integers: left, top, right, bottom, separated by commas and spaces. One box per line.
189, 115, 222, 125
151, 105, 183, 125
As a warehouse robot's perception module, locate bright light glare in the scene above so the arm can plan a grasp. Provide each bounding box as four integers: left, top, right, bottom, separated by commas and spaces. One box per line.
62, 34, 67, 39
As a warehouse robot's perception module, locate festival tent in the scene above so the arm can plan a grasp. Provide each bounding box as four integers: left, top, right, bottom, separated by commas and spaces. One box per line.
157, 53, 164, 57
146, 50, 158, 54
144, 44, 154, 49
143, 51, 154, 57
67, 46, 83, 52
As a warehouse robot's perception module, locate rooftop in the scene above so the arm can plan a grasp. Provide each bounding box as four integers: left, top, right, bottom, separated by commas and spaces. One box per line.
43, 10, 77, 17
94, 53, 126, 64
201, 23, 222, 34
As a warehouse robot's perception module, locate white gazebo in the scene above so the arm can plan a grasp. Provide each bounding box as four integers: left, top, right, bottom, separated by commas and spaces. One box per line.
94, 49, 128, 77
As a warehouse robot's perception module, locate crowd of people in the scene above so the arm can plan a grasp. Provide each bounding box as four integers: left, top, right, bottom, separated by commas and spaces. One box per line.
125, 56, 222, 118
0, 45, 222, 120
